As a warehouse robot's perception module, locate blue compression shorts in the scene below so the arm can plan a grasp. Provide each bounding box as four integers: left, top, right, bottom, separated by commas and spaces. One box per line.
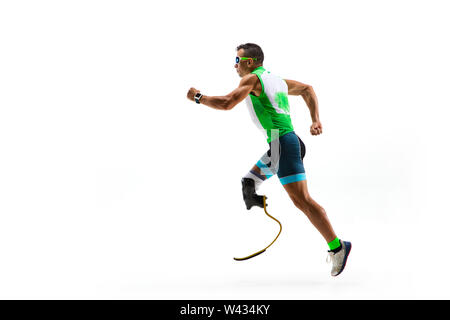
254, 131, 306, 185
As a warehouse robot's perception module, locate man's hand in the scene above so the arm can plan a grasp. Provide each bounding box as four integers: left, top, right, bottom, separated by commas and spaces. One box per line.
310, 121, 323, 135
187, 87, 201, 102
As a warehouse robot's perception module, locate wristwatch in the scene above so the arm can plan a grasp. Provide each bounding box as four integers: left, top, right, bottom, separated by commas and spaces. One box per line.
194, 92, 203, 104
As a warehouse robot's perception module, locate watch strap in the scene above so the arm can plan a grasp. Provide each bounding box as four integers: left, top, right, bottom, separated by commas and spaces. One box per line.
194, 92, 203, 104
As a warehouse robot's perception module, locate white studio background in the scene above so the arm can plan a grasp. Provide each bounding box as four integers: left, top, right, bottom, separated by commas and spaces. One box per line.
0, 0, 449, 299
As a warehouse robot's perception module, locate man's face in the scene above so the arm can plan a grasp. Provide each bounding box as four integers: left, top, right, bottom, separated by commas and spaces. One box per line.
235, 49, 253, 78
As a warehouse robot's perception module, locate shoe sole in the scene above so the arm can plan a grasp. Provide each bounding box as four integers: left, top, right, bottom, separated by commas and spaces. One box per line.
333, 241, 352, 277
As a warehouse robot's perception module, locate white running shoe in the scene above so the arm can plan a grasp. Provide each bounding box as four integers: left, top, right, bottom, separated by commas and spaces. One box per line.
326, 240, 352, 277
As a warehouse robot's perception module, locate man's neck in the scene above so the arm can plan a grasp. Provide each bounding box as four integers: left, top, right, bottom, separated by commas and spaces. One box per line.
251, 65, 264, 72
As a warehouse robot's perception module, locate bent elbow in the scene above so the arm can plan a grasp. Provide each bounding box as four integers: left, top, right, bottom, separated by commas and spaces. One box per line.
223, 97, 235, 110
301, 85, 314, 96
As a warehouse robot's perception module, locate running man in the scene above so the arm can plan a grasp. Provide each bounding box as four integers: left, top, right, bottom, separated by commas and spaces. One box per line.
186, 43, 351, 276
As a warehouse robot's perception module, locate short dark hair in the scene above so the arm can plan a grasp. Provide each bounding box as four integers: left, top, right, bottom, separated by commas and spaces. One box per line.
236, 43, 264, 65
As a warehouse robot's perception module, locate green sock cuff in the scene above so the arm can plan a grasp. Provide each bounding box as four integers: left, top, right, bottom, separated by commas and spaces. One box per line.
328, 237, 341, 250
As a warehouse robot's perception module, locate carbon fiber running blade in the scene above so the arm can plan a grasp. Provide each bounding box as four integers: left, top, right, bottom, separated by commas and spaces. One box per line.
233, 249, 266, 261
233, 196, 281, 261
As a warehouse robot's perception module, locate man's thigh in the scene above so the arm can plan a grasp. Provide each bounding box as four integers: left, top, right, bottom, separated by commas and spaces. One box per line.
250, 148, 277, 179
282, 179, 310, 205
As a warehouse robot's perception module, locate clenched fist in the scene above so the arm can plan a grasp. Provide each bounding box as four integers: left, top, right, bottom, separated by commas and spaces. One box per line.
186, 87, 201, 102
310, 121, 323, 135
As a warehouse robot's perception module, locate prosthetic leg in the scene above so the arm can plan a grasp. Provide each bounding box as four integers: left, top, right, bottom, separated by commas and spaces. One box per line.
241, 177, 265, 210
234, 178, 282, 261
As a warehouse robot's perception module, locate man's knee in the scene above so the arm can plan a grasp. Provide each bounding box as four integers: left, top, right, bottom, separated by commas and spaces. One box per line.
291, 192, 313, 211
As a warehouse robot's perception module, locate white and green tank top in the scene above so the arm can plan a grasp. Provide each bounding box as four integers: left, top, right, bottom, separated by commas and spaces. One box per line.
244, 66, 294, 143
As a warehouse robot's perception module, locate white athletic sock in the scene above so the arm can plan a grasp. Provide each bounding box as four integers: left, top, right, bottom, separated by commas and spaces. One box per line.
244, 171, 264, 192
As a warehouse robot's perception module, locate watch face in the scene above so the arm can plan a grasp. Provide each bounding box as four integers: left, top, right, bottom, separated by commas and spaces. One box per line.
194, 93, 202, 103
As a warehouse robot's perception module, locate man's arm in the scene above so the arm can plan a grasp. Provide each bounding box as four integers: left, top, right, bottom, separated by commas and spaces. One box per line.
284, 79, 322, 135
187, 74, 257, 111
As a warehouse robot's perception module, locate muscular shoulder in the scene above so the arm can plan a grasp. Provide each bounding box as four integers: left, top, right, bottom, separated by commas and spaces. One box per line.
239, 73, 259, 87
239, 73, 261, 96
239, 73, 263, 96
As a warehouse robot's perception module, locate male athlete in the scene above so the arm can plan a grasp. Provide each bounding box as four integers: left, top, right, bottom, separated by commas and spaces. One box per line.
186, 43, 351, 276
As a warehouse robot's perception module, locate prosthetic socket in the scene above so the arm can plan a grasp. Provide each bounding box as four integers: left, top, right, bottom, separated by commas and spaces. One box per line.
241, 177, 266, 210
